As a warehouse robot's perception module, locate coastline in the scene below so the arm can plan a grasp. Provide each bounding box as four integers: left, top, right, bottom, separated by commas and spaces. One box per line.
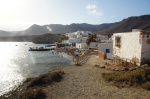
1, 55, 150, 99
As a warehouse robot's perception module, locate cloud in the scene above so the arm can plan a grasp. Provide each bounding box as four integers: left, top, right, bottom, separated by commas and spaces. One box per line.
86, 4, 102, 17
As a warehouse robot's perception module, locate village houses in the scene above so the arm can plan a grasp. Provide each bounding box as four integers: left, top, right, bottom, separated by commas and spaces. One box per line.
64, 31, 92, 47
64, 29, 150, 66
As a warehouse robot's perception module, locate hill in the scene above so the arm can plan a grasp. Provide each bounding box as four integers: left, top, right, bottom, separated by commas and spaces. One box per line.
0, 30, 15, 37
0, 14, 150, 37
96, 15, 150, 34
0, 34, 63, 43
20, 23, 117, 35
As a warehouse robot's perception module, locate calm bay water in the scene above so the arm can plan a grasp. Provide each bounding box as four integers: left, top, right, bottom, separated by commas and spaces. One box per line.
0, 42, 73, 96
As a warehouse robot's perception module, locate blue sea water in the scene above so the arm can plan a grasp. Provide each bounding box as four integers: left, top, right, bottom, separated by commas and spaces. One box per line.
0, 42, 73, 96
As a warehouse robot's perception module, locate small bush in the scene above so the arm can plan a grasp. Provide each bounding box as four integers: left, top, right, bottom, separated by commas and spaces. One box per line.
27, 71, 64, 88
102, 68, 150, 90
141, 82, 150, 90
19, 89, 46, 99
0, 89, 46, 99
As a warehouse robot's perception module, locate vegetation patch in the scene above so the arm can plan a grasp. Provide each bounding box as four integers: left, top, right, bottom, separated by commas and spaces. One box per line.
27, 71, 65, 88
0, 71, 64, 99
19, 89, 46, 99
102, 68, 150, 90
0, 89, 46, 99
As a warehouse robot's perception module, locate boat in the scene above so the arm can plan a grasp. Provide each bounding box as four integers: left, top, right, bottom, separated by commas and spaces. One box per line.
45, 44, 56, 50
29, 47, 50, 51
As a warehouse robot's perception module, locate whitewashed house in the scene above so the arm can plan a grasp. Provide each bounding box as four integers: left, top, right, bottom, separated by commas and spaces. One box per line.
97, 35, 109, 40
98, 43, 113, 59
75, 31, 92, 49
76, 37, 88, 49
98, 35, 113, 60
113, 29, 150, 66
77, 34, 111, 49
65, 31, 92, 46
96, 34, 113, 59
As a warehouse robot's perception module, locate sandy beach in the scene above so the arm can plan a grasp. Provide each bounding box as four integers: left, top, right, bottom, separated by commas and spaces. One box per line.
1, 55, 150, 99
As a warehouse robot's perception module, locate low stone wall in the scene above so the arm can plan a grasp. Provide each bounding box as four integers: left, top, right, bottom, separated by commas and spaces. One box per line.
79, 51, 90, 65
98, 51, 106, 60
112, 56, 140, 66
55, 47, 90, 65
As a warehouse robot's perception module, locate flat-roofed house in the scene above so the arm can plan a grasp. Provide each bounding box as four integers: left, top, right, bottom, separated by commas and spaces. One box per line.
113, 29, 150, 66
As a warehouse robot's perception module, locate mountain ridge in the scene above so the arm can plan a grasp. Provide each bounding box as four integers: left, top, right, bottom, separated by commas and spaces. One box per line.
0, 14, 150, 37
96, 15, 150, 34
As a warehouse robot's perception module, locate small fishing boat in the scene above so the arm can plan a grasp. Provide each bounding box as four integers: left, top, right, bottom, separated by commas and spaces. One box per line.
44, 44, 56, 50
29, 47, 50, 51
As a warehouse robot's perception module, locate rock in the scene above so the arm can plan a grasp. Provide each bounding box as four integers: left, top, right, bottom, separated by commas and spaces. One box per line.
101, 66, 105, 68
124, 67, 129, 71
106, 67, 109, 70
134, 67, 138, 69
137, 66, 141, 68
94, 65, 101, 68
120, 68, 126, 71
75, 64, 81, 66
111, 68, 115, 71
141, 64, 149, 68
129, 67, 134, 71
115, 68, 119, 71
94, 65, 98, 67
118, 68, 123, 71
144, 64, 149, 67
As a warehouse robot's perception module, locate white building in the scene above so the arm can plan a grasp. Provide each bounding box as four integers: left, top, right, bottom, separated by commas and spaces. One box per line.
76, 43, 88, 49
97, 35, 109, 40
98, 42, 113, 59
76, 34, 112, 49
113, 30, 150, 66
76, 42, 99, 49
65, 31, 92, 46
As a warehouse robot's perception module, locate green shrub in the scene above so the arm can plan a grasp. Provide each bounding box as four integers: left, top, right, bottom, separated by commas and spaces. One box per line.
102, 68, 150, 90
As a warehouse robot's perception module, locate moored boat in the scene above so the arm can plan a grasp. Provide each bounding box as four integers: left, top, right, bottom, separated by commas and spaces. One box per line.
29, 47, 50, 51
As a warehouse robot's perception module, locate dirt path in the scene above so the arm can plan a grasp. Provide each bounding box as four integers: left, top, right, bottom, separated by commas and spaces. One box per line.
44, 55, 150, 99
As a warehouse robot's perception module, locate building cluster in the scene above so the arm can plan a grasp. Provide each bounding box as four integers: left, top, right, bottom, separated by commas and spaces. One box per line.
63, 29, 150, 66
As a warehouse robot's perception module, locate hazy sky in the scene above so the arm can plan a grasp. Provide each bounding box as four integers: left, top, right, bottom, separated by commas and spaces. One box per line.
0, 0, 149, 31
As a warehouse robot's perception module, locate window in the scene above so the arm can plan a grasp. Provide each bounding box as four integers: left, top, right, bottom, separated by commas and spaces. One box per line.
115, 36, 121, 48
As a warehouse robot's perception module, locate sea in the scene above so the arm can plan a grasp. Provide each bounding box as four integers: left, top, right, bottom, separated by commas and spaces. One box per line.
0, 42, 73, 96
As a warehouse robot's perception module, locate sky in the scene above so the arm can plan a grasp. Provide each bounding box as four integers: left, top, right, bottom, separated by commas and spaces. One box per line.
0, 0, 150, 31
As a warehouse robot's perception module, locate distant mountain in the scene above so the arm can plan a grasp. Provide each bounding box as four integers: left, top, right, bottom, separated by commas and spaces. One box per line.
0, 30, 14, 37
18, 23, 117, 35
0, 14, 150, 37
96, 15, 150, 34
20, 15, 150, 35
20, 24, 50, 35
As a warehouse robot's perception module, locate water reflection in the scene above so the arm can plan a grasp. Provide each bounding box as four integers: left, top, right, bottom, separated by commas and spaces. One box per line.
0, 42, 72, 96
0, 42, 23, 95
